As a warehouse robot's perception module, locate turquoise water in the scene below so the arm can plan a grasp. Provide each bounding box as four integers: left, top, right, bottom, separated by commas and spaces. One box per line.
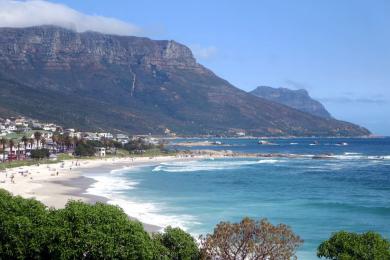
86, 138, 390, 259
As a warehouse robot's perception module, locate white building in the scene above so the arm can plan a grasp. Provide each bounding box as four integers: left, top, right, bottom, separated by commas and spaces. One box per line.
98, 132, 114, 139
95, 147, 106, 157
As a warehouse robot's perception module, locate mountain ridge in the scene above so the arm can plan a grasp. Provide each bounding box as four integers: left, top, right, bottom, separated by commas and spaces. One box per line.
0, 26, 370, 136
250, 86, 332, 119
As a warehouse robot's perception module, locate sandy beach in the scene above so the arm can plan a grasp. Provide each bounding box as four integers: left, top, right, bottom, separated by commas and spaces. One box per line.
0, 154, 214, 232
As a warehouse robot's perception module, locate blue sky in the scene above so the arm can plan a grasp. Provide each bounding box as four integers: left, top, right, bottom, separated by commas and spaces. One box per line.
11, 0, 390, 134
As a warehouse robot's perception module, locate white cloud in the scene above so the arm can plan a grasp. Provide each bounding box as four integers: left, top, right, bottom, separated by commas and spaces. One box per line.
190, 44, 217, 60
0, 0, 142, 36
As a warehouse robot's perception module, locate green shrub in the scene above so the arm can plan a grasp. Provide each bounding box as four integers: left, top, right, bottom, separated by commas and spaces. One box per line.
318, 231, 390, 260
74, 142, 96, 156
153, 226, 199, 260
30, 148, 50, 159
0, 189, 198, 259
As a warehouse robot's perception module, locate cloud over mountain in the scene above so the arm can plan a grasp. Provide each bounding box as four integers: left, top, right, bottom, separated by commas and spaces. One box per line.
190, 44, 217, 60
0, 0, 141, 36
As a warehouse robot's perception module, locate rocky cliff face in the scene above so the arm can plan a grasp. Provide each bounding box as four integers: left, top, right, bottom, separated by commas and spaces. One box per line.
0, 26, 370, 136
251, 86, 332, 119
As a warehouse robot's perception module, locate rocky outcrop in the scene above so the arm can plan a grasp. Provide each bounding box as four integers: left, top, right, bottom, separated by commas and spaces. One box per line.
0, 26, 370, 136
251, 86, 332, 118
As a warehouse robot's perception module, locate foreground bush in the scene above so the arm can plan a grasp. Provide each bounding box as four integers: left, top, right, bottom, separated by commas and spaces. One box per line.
0, 189, 197, 259
317, 231, 390, 260
200, 217, 303, 260
153, 226, 199, 259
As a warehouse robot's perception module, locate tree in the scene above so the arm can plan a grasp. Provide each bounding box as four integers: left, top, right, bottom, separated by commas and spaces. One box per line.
34, 131, 42, 150
64, 134, 72, 151
72, 136, 79, 149
0, 189, 160, 259
47, 201, 156, 259
0, 138, 7, 162
41, 137, 46, 149
16, 142, 21, 160
21, 135, 28, 158
52, 133, 59, 152
0, 189, 50, 259
124, 138, 155, 153
8, 139, 15, 162
153, 226, 199, 260
30, 149, 50, 159
28, 138, 34, 152
200, 217, 303, 260
74, 141, 96, 157
317, 231, 390, 260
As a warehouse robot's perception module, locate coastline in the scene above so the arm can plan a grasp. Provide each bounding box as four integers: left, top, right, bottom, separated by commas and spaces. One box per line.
0, 154, 214, 232
1, 149, 381, 233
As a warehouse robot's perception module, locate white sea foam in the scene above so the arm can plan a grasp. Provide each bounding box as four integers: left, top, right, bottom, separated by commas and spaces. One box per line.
257, 159, 279, 164
153, 159, 281, 173
86, 175, 139, 197
331, 154, 390, 161
344, 152, 362, 155
333, 155, 365, 160
85, 173, 199, 231
109, 198, 199, 231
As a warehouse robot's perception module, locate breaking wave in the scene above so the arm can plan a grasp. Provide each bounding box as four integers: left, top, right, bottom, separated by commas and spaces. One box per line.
152, 159, 282, 172
85, 173, 199, 231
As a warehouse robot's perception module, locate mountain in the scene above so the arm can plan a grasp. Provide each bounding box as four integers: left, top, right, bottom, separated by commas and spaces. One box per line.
0, 26, 370, 136
251, 86, 332, 118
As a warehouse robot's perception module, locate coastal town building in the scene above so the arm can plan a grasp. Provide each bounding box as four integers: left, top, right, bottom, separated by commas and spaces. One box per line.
95, 147, 106, 157
0, 116, 167, 162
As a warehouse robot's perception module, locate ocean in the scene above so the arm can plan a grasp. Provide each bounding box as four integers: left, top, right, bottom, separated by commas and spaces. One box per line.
85, 137, 390, 259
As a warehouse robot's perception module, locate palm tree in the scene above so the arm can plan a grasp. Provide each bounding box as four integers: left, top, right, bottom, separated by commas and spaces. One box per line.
72, 136, 79, 149
34, 131, 42, 150
21, 136, 28, 158
56, 134, 64, 152
28, 138, 34, 153
16, 142, 21, 160
8, 139, 15, 162
52, 134, 59, 153
41, 138, 46, 149
64, 134, 71, 151
0, 138, 7, 162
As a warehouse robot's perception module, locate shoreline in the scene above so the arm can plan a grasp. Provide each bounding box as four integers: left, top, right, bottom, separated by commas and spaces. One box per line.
0, 154, 214, 232
1, 150, 383, 233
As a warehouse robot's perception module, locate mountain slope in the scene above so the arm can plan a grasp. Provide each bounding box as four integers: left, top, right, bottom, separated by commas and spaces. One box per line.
0, 26, 370, 136
250, 86, 332, 118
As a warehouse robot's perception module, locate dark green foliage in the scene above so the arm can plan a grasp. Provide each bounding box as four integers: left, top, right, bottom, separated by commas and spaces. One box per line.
47, 201, 155, 259
30, 148, 50, 159
112, 140, 123, 149
0, 189, 200, 259
153, 226, 199, 260
85, 140, 104, 148
74, 142, 97, 156
0, 189, 51, 259
124, 138, 155, 153
317, 231, 390, 260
